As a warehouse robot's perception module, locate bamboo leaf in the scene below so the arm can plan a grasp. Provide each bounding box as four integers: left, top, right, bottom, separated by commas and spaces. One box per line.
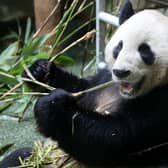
24, 17, 32, 44
0, 42, 18, 71
0, 102, 12, 112
55, 55, 75, 66
24, 52, 49, 65
10, 52, 49, 76
0, 71, 18, 85
14, 95, 32, 114
22, 34, 50, 57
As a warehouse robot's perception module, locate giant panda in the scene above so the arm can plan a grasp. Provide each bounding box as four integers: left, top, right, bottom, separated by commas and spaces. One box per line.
1, 1, 168, 167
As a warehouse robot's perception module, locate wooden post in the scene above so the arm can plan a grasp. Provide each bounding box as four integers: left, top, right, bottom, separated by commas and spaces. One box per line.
34, 0, 61, 50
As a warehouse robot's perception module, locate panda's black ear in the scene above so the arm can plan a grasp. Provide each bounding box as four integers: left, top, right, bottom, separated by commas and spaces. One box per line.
119, 0, 134, 25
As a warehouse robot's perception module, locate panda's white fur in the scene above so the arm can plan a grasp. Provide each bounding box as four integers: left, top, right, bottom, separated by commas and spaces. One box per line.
105, 10, 168, 98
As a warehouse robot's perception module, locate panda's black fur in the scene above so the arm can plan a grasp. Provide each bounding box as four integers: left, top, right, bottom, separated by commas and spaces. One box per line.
29, 59, 168, 167
1, 1, 168, 167
0, 148, 32, 168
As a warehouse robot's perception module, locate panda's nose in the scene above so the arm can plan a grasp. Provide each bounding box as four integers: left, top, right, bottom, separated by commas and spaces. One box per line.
113, 69, 131, 78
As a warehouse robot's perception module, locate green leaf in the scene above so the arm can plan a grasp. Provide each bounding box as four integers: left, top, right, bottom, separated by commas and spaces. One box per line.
0, 71, 18, 85
24, 17, 32, 44
55, 55, 75, 66
24, 52, 49, 65
0, 102, 13, 112
0, 42, 18, 71
10, 52, 49, 76
22, 34, 50, 57
14, 95, 32, 114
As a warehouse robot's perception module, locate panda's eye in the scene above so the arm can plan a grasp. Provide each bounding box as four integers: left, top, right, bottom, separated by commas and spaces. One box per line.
138, 43, 155, 65
113, 40, 123, 59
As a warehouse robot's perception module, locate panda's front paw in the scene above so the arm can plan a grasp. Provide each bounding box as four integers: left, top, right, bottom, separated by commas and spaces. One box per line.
22, 59, 54, 84
34, 89, 76, 137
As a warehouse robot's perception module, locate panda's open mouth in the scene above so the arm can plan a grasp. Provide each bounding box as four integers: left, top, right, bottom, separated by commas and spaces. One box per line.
119, 76, 145, 97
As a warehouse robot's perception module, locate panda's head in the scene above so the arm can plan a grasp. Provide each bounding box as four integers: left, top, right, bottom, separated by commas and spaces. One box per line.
105, 1, 168, 99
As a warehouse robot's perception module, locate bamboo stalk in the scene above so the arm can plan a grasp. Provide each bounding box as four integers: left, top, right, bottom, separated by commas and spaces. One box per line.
0, 80, 115, 98
72, 80, 115, 97
49, 29, 96, 63
148, 0, 168, 6
22, 77, 115, 97
0, 82, 23, 100
0, 92, 48, 96
33, 0, 61, 39
22, 77, 55, 91
57, 18, 95, 47
131, 142, 168, 156
55, 156, 71, 168
49, 0, 79, 54
23, 63, 36, 81
18, 96, 33, 122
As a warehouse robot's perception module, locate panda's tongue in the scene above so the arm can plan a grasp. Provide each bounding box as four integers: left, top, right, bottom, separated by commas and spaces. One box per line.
120, 83, 133, 93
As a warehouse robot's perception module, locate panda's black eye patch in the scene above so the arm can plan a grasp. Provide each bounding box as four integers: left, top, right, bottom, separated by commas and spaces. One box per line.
138, 43, 155, 65
113, 40, 123, 59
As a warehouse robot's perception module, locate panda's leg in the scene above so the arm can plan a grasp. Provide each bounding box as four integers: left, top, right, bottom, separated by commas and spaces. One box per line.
33, 89, 131, 166
23, 59, 111, 92
0, 148, 32, 168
